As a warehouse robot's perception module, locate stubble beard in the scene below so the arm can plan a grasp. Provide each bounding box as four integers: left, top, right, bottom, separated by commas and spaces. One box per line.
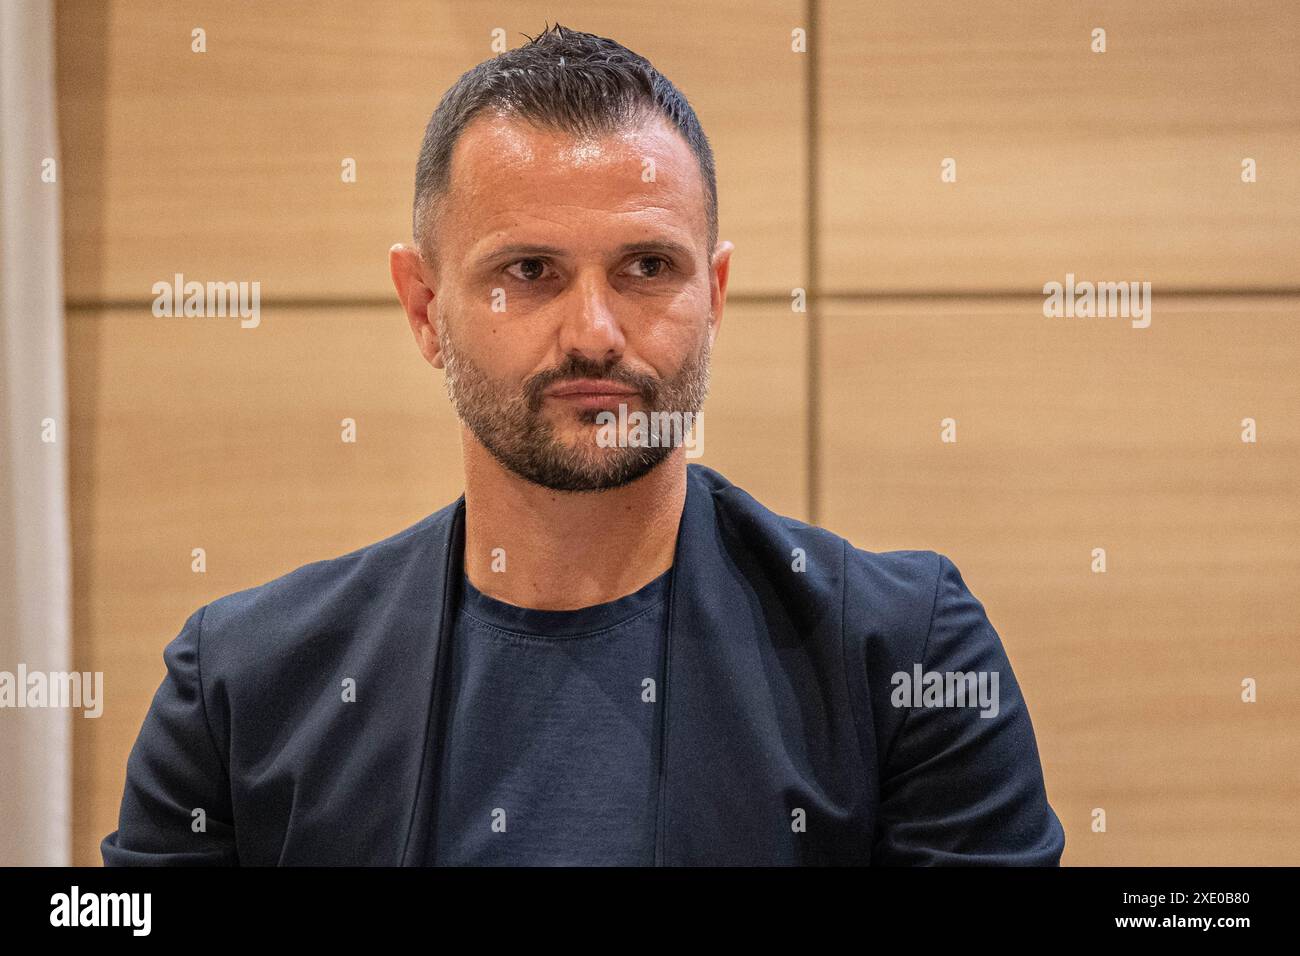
435, 305, 711, 493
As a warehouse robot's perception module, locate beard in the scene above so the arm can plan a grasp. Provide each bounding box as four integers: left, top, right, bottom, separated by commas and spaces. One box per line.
436, 307, 711, 493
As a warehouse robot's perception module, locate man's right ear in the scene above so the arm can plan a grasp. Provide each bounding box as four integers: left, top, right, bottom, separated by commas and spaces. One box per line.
389, 243, 444, 369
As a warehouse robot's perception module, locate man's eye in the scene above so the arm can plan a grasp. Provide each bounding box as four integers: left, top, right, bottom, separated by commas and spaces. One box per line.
505, 258, 549, 282
630, 255, 670, 279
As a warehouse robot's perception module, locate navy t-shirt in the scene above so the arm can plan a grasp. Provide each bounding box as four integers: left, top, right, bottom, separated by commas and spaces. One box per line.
425, 567, 672, 865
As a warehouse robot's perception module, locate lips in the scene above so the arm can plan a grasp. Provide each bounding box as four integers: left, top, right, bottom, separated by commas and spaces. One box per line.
544, 379, 641, 411
545, 379, 640, 399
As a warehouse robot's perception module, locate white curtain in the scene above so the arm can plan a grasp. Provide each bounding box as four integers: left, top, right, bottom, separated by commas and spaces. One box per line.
0, 0, 72, 866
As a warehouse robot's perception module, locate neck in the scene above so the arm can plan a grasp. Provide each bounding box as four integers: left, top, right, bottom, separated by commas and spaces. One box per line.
460, 433, 688, 610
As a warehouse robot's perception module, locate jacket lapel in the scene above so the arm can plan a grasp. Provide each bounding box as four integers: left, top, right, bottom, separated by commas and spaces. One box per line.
657, 464, 783, 864
658, 465, 863, 864
398, 493, 464, 865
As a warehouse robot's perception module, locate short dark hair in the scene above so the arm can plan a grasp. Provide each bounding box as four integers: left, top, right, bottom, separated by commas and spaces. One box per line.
412, 23, 718, 266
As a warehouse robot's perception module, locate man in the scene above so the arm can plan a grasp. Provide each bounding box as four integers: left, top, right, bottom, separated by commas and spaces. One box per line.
103, 24, 1065, 866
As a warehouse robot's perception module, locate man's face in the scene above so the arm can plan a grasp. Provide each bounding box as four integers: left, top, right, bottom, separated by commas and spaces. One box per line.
421, 110, 727, 492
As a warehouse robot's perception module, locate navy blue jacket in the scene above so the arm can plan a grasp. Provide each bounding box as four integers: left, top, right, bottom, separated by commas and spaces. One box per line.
102, 464, 1065, 865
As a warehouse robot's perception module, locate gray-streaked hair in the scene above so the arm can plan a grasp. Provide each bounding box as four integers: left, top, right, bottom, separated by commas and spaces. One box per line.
412, 23, 718, 267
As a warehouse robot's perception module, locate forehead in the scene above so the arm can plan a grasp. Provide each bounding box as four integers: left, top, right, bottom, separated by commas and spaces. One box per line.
441, 109, 708, 255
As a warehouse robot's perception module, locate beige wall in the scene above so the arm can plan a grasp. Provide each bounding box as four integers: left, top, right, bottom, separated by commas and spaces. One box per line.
58, 0, 1299, 865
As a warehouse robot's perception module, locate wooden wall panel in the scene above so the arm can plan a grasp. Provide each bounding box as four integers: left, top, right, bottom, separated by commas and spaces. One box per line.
692, 307, 808, 521
56, 0, 806, 303
819, 1, 1300, 293
818, 295, 1300, 864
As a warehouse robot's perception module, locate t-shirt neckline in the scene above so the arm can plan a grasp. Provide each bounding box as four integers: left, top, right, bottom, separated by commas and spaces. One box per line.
458, 566, 673, 639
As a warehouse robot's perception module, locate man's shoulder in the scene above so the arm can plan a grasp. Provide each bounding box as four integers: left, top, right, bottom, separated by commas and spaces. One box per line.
692, 463, 943, 610
195, 497, 460, 648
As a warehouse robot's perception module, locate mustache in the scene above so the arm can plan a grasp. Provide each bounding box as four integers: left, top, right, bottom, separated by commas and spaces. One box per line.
525, 358, 660, 412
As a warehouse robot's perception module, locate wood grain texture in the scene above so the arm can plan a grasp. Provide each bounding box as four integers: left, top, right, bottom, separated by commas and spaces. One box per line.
819, 1, 1300, 293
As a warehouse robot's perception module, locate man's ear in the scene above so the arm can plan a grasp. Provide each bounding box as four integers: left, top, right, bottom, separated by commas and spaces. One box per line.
389, 243, 444, 369
708, 239, 734, 346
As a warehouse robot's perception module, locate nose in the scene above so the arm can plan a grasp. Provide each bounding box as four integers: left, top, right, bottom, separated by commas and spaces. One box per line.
557, 268, 625, 367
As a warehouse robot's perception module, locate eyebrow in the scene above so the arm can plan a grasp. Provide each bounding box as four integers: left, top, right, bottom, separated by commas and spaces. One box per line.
473, 238, 697, 268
